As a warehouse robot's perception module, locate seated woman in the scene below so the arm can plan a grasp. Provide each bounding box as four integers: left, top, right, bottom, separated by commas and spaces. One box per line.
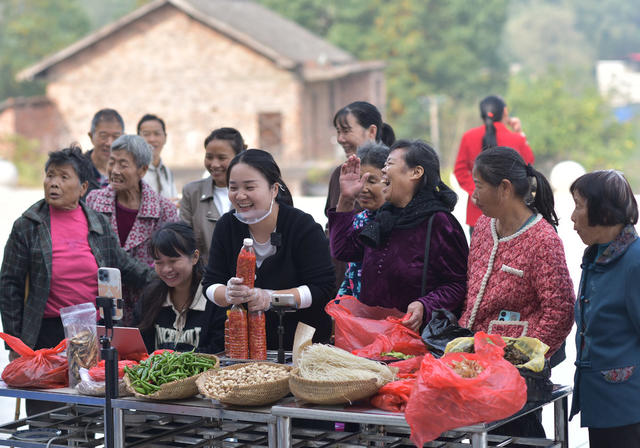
86, 134, 179, 323
569, 170, 640, 447
202, 149, 335, 349
338, 142, 389, 299
459, 147, 575, 353
0, 146, 154, 414
458, 147, 575, 443
180, 127, 246, 265
329, 139, 468, 332
135, 222, 225, 353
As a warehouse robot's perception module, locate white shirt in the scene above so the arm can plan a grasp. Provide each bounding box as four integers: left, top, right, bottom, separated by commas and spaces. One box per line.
143, 160, 178, 199
213, 186, 231, 215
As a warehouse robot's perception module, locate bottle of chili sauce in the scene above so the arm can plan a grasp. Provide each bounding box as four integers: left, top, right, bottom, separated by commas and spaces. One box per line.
237, 239, 268, 360
226, 238, 254, 359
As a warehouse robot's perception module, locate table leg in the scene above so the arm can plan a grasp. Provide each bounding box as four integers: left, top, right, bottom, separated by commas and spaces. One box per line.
554, 396, 569, 448
113, 408, 124, 448
268, 419, 277, 448
471, 431, 488, 448
276, 416, 291, 448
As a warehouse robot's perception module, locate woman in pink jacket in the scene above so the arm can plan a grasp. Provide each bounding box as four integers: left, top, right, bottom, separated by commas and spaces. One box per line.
459, 146, 575, 442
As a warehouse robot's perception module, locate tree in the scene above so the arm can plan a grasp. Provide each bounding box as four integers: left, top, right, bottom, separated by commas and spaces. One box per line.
0, 0, 90, 101
507, 70, 638, 172
502, 1, 594, 75
259, 0, 510, 142
569, 0, 640, 59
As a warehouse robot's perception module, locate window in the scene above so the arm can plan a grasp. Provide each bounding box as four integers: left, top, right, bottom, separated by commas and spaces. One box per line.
258, 112, 282, 155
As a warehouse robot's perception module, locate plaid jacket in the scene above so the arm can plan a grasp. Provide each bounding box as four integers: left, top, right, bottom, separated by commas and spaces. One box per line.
0, 199, 154, 348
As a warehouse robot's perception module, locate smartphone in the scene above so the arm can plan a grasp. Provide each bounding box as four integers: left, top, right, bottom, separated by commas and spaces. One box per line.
271, 293, 297, 308
498, 310, 520, 322
97, 267, 124, 321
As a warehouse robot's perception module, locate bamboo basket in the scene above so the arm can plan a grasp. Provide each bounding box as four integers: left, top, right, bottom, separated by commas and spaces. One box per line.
124, 354, 219, 400
288, 368, 380, 405
197, 362, 291, 406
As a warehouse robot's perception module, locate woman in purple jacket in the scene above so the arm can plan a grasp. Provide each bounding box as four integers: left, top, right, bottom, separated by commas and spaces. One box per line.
328, 139, 468, 332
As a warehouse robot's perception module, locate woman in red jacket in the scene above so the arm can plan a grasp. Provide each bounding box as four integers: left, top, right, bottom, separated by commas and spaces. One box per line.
454, 95, 534, 233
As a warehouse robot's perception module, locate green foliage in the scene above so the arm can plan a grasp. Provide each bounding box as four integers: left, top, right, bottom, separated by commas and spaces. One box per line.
259, 0, 510, 141
0, 0, 90, 100
569, 0, 640, 59
503, 1, 594, 74
507, 70, 638, 171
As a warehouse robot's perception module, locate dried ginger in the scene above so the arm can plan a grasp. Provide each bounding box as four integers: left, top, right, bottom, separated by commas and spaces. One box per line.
450, 358, 483, 378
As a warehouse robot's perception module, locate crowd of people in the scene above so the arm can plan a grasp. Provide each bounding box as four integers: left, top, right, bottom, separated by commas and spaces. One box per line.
0, 97, 637, 446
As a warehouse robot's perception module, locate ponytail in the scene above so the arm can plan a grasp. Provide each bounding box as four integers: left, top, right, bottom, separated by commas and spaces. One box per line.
482, 115, 498, 149
380, 122, 396, 147
530, 168, 558, 227
479, 95, 506, 151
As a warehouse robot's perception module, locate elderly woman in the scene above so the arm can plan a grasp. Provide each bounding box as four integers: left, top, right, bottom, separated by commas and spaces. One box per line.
0, 147, 154, 413
329, 139, 468, 332
569, 170, 640, 447
86, 134, 178, 322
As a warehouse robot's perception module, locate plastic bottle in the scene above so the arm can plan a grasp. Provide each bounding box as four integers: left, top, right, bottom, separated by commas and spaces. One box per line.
225, 238, 256, 359
237, 239, 267, 360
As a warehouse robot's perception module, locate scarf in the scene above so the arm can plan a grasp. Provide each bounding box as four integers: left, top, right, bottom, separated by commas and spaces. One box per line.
359, 184, 456, 248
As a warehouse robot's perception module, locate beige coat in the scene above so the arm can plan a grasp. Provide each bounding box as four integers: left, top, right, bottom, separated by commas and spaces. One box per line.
180, 177, 222, 265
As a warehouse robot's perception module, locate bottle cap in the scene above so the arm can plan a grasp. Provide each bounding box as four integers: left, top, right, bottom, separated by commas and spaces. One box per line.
243, 238, 253, 246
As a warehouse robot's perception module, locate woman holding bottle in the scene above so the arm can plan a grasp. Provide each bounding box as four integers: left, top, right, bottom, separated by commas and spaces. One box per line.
202, 149, 335, 349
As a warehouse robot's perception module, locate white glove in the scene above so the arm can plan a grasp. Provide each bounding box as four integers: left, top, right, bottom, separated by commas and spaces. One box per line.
224, 277, 250, 305
246, 288, 272, 312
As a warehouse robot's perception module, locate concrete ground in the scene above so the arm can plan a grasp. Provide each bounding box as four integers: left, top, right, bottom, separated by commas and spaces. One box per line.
0, 184, 589, 446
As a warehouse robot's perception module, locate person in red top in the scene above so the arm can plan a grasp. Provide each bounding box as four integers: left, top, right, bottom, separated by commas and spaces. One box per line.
454, 95, 534, 232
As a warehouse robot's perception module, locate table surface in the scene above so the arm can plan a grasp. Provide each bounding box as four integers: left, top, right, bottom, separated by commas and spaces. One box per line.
271, 385, 572, 433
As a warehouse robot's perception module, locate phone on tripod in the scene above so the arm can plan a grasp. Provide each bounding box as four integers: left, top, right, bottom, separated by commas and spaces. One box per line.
97, 267, 124, 321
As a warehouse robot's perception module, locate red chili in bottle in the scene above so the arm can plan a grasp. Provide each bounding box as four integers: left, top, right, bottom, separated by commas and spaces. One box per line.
248, 311, 267, 360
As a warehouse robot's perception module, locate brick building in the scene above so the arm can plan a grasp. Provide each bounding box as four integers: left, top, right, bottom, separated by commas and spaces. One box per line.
1, 0, 385, 190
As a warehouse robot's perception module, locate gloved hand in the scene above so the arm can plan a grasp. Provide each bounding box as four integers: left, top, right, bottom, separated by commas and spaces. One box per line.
224, 277, 250, 305
246, 288, 273, 311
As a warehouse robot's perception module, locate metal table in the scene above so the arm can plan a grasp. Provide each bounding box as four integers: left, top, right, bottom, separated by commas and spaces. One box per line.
111, 395, 281, 447
272, 385, 571, 448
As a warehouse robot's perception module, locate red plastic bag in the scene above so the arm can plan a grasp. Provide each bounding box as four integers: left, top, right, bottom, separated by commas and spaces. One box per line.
351, 321, 427, 358
88, 360, 139, 381
0, 332, 68, 388
391, 355, 424, 378
370, 379, 416, 412
325, 296, 406, 352
405, 332, 527, 446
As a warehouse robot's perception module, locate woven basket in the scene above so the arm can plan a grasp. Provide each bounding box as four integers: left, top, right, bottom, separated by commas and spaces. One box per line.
125, 354, 219, 400
288, 369, 380, 405
197, 362, 291, 406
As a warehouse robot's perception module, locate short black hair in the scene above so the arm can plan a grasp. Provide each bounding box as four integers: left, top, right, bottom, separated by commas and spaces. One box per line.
90, 108, 124, 134
570, 170, 638, 226
204, 127, 246, 154
137, 113, 166, 134
45, 145, 92, 185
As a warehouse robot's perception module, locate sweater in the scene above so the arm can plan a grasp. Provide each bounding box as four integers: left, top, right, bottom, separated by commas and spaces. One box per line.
459, 215, 575, 355
202, 203, 336, 350
454, 122, 534, 226
329, 209, 468, 324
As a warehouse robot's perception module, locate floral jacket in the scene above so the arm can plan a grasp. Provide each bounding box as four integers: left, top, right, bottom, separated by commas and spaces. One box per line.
86, 181, 179, 266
